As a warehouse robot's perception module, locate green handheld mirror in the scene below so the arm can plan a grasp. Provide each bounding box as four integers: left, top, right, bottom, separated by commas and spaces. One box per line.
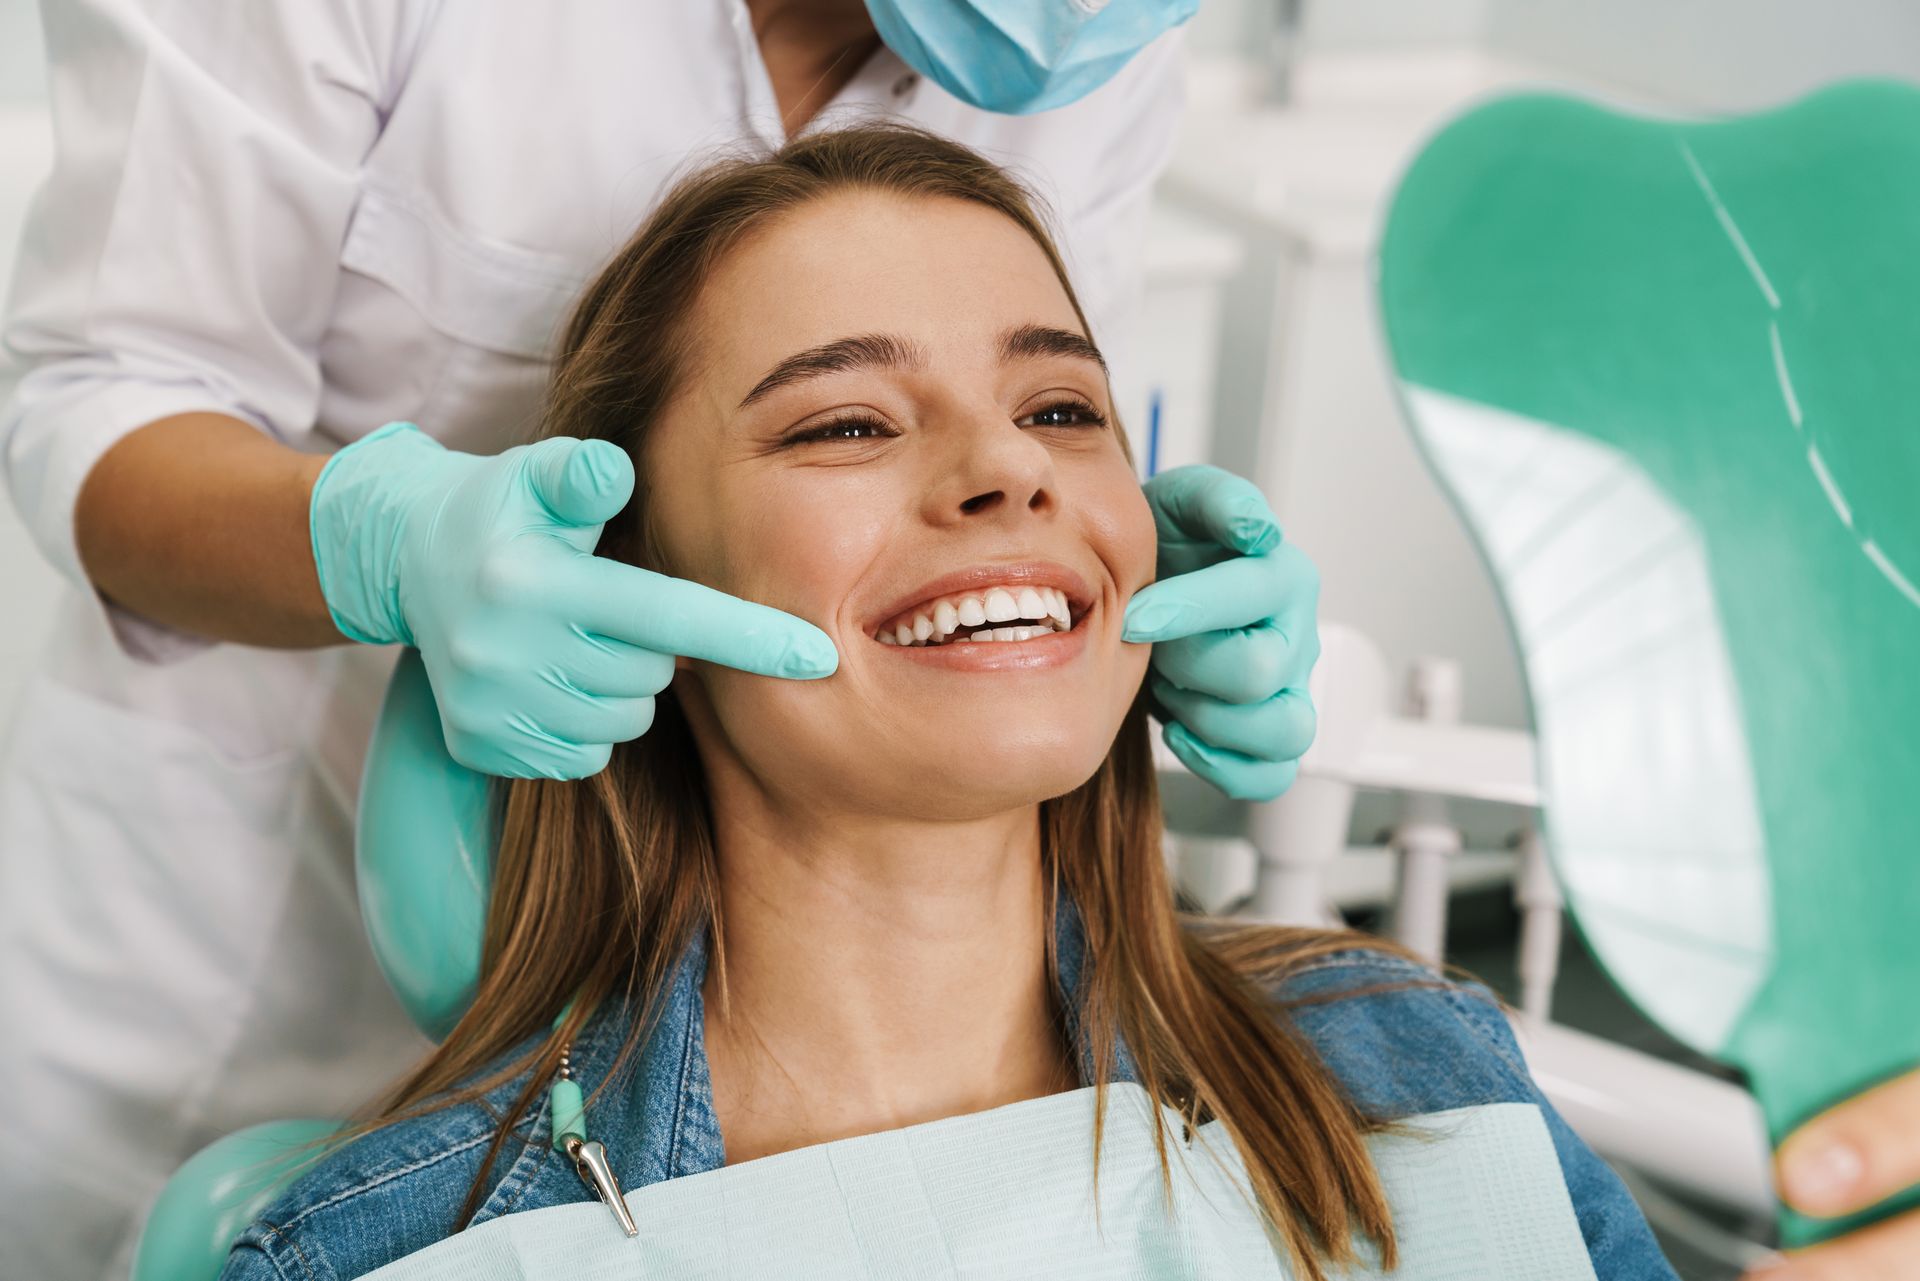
1378, 79, 1920, 1245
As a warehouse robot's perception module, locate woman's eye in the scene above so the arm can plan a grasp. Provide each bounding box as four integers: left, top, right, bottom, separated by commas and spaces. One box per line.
1019, 400, 1108, 430
790, 415, 895, 444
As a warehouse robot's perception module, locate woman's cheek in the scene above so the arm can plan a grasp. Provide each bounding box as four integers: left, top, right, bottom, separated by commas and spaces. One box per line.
1086, 461, 1159, 598
749, 492, 891, 619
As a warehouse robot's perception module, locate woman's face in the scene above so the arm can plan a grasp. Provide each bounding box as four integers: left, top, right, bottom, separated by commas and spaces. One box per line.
646, 190, 1155, 821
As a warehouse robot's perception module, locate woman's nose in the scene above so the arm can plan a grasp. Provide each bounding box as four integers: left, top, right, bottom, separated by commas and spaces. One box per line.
934, 419, 1058, 525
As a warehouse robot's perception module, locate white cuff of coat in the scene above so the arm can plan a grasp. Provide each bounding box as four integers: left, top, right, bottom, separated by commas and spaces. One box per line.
2, 374, 280, 663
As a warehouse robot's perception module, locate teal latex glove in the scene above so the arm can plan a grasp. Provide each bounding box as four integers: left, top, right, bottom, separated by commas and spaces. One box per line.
309, 422, 838, 779
1126, 466, 1320, 801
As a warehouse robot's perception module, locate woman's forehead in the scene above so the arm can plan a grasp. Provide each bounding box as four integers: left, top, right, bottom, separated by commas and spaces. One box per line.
691, 190, 1084, 389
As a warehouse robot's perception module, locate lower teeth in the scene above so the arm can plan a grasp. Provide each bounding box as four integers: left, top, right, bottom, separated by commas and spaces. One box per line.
951, 622, 1061, 644
880, 615, 1078, 646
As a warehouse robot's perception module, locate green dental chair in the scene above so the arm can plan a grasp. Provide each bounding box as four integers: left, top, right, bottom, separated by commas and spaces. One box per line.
130, 650, 495, 1280
1377, 78, 1920, 1245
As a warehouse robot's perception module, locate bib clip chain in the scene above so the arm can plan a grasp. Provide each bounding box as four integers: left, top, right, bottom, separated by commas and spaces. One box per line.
551, 1042, 639, 1238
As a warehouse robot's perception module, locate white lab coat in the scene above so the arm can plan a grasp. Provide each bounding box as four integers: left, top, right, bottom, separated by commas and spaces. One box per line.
0, 2, 1184, 1277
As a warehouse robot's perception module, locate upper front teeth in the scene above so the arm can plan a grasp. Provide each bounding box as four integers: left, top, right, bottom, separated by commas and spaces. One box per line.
877, 585, 1076, 646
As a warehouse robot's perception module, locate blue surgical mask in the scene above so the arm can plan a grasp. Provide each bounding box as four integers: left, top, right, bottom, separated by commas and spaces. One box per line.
864, 0, 1198, 115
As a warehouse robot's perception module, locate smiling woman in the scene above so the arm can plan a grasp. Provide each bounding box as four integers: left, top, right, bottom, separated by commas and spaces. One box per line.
220, 125, 1675, 1281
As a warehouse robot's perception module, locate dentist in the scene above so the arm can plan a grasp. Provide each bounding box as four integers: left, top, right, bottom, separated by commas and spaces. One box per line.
0, 2, 1320, 1279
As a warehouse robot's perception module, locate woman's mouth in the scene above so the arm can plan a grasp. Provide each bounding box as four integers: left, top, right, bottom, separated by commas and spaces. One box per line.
873, 584, 1078, 647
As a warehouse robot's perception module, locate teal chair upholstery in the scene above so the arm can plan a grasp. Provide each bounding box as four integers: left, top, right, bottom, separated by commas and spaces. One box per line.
130, 650, 494, 1280
1377, 79, 1920, 1244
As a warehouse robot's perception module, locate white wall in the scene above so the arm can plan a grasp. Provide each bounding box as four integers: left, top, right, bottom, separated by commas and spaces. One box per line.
1197, 0, 1920, 99
1485, 0, 1920, 112
1190, 0, 1490, 58
1263, 254, 1527, 732
1301, 0, 1489, 52
0, 3, 46, 105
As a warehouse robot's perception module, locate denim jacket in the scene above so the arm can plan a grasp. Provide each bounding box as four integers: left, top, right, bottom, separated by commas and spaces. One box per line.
222, 905, 1678, 1280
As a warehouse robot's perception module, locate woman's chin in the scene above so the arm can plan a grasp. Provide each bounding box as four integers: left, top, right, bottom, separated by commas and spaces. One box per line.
874, 731, 1113, 818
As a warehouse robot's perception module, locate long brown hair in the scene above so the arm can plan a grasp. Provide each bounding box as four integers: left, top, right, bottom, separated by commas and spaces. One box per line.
369, 124, 1408, 1279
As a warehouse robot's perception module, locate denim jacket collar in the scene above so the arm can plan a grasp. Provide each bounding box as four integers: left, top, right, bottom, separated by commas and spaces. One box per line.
467, 894, 1131, 1225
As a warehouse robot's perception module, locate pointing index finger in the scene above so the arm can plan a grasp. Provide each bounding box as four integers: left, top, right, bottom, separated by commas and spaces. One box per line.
1123, 553, 1287, 643
569, 560, 838, 678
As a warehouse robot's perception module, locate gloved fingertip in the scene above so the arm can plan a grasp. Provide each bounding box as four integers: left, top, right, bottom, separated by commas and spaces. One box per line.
531, 742, 613, 781
1230, 515, 1282, 556
1223, 494, 1282, 552
778, 634, 840, 679
1160, 718, 1203, 760
529, 437, 633, 525
1123, 594, 1186, 643
365, 419, 429, 447
1236, 760, 1299, 803
577, 439, 635, 499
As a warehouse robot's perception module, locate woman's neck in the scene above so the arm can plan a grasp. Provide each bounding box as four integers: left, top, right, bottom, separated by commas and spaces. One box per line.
701, 799, 1078, 1165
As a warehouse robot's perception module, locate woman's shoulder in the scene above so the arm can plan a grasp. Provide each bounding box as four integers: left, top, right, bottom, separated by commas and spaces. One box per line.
219, 1045, 548, 1281
1259, 946, 1537, 1120
1258, 945, 1681, 1280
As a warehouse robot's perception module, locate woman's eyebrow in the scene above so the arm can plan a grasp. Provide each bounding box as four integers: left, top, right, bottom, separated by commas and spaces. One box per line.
738, 333, 926, 407
1000, 323, 1106, 373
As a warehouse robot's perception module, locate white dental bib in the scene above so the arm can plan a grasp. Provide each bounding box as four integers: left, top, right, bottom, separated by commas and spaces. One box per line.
365, 1085, 1597, 1280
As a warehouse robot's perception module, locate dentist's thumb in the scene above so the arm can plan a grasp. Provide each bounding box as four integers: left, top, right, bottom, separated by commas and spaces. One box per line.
524, 437, 636, 528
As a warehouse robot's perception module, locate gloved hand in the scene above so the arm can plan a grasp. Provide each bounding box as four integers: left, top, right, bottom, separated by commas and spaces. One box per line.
309, 421, 837, 779
1124, 466, 1321, 801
